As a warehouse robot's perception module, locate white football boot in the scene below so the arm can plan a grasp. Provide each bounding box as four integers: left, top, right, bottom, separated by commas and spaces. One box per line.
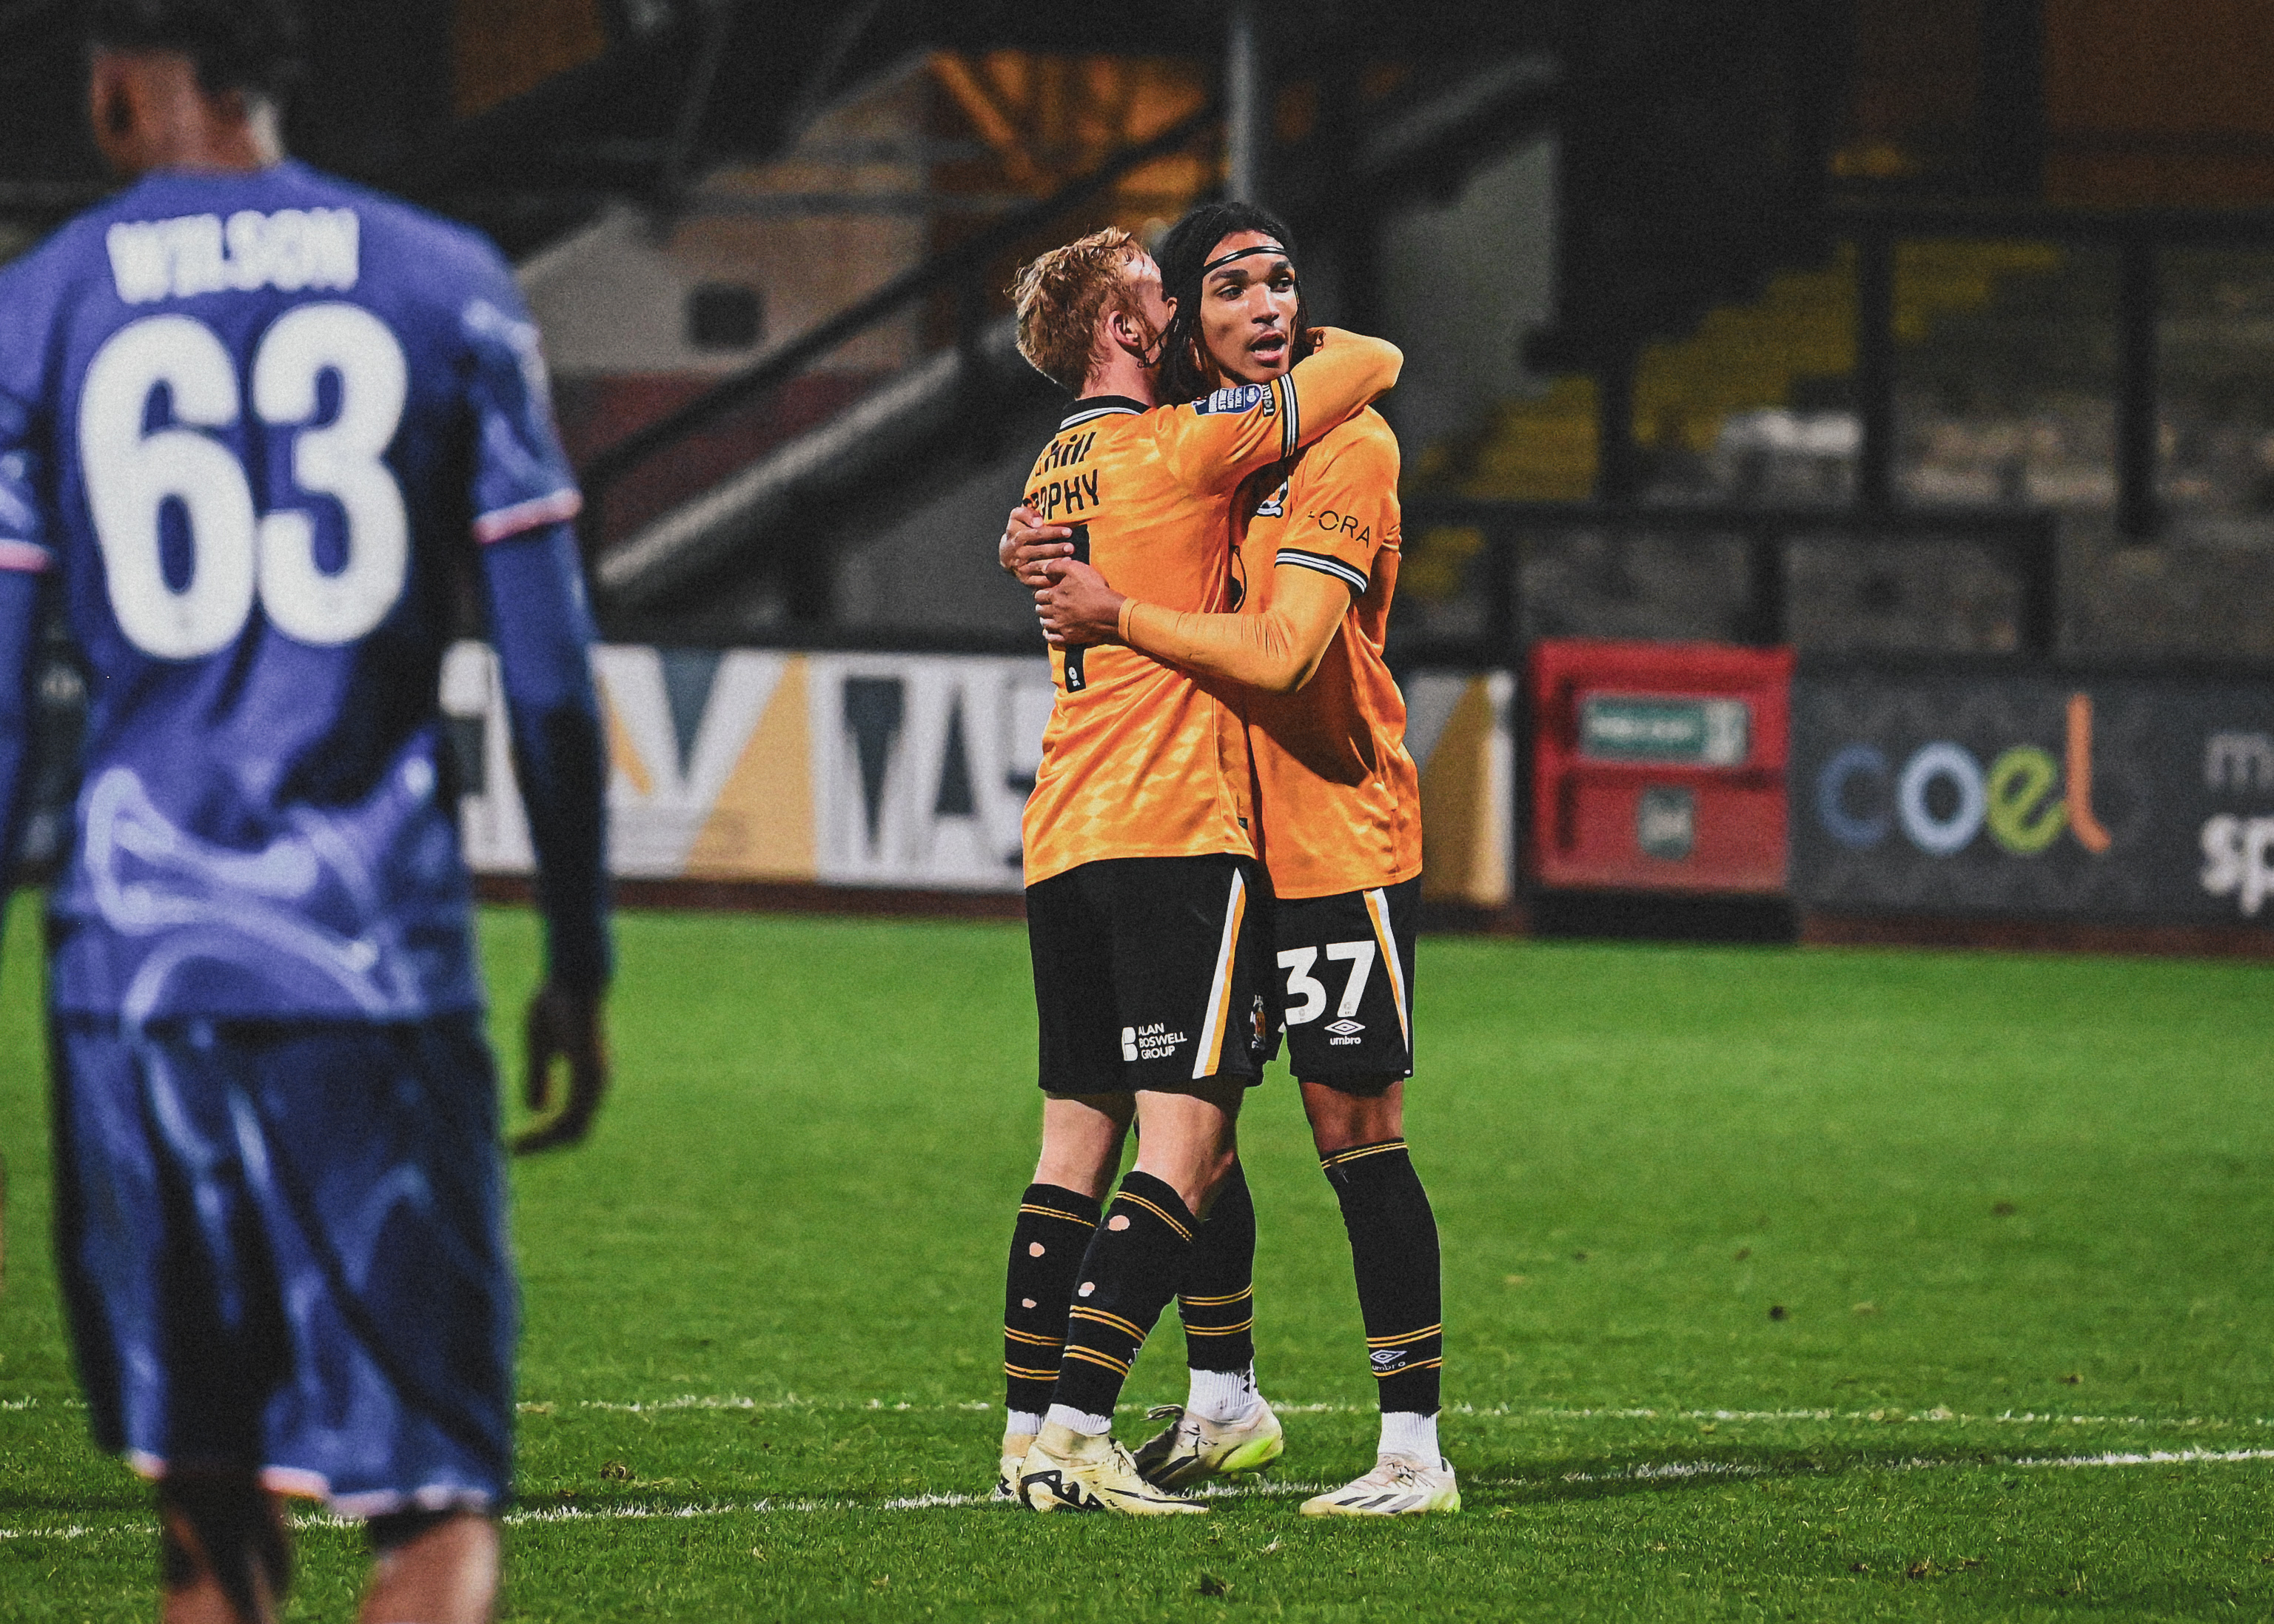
993, 1432, 1035, 1503
1299, 1454, 1461, 1517
1016, 1423, 1209, 1514
1130, 1400, 1285, 1490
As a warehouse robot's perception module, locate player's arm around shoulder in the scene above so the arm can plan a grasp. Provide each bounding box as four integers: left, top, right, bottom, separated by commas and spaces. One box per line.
1292, 332, 1403, 440
1150, 329, 1403, 497
1036, 552, 1351, 697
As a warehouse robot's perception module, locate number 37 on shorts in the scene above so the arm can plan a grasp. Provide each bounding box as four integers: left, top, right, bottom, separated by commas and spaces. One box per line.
1272, 876, 1419, 1084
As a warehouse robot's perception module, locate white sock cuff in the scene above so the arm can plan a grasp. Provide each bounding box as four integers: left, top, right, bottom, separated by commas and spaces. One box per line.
1378, 1409, 1440, 1462
1186, 1365, 1261, 1424
1045, 1403, 1114, 1437
1004, 1410, 1044, 1437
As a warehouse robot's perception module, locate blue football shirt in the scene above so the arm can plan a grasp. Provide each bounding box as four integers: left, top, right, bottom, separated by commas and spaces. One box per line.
0, 159, 597, 1021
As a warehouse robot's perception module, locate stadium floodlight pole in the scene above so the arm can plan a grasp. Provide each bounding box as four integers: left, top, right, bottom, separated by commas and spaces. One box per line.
1226, 0, 1264, 203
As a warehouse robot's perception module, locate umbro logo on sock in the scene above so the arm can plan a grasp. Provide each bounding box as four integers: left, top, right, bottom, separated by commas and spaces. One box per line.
1370, 1349, 1406, 1370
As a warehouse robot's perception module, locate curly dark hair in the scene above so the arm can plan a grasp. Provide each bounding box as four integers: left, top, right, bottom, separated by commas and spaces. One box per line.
86, 0, 305, 99
1153, 200, 1313, 406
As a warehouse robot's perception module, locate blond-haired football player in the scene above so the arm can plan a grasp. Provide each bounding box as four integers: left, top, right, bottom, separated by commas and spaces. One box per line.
1022, 201, 1458, 1517
992, 224, 1401, 1514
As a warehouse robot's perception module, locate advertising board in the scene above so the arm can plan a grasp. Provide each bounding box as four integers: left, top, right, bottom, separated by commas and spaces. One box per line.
445, 643, 1053, 893
1791, 665, 2274, 925
444, 645, 1515, 907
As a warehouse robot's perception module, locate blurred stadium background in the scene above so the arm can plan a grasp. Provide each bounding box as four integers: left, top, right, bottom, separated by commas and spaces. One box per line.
7, 0, 2273, 947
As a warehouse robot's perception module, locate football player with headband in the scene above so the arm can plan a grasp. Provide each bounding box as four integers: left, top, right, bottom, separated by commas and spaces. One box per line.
994, 213, 1402, 1516
1012, 201, 1458, 1517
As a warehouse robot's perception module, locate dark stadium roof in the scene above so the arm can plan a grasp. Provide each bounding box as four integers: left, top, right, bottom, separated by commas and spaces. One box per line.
0, 0, 1556, 253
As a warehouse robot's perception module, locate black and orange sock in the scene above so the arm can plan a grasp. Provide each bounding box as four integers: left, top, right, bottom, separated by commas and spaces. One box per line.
1049, 1171, 1197, 1426
1177, 1158, 1256, 1376
1321, 1138, 1443, 1417
1002, 1183, 1101, 1423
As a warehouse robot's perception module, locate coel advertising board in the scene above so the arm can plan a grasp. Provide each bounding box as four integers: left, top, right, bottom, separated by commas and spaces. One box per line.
1791, 664, 2274, 925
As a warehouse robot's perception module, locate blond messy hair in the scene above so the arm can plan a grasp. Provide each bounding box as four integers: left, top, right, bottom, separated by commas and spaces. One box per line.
1011, 227, 1147, 394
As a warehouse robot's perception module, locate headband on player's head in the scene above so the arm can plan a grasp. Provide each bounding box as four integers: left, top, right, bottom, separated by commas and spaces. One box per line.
1202, 241, 1292, 278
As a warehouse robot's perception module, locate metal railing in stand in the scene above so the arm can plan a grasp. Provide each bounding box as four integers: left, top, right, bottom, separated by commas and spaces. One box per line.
1834, 204, 2274, 542
576, 103, 1222, 548
1392, 498, 2062, 670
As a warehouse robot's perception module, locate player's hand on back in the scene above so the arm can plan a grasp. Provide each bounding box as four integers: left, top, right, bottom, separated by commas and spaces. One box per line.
1002, 504, 1075, 588
514, 981, 608, 1154
1036, 560, 1127, 648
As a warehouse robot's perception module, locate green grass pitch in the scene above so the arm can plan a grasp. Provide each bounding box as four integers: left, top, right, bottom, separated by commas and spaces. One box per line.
4, 893, 2274, 1620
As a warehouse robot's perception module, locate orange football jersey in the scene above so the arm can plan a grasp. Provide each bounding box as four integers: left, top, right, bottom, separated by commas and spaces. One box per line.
1019, 350, 1394, 887
1236, 407, 1421, 899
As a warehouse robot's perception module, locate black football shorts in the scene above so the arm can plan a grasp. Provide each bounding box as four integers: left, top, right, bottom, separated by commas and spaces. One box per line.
1027, 853, 1275, 1094
1272, 875, 1420, 1089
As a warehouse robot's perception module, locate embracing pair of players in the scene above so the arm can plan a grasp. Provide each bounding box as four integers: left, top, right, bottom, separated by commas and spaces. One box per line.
993, 204, 1457, 1517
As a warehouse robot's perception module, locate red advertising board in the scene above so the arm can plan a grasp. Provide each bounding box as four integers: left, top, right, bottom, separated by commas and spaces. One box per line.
1529, 639, 1794, 896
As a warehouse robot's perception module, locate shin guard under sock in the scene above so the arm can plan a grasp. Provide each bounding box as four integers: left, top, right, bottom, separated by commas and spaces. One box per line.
1003, 1184, 1102, 1419
1321, 1139, 1443, 1416
1050, 1171, 1197, 1422
1177, 1158, 1256, 1375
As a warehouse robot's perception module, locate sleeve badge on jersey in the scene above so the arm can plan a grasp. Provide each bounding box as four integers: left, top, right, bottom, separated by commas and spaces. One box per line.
1195, 382, 1272, 415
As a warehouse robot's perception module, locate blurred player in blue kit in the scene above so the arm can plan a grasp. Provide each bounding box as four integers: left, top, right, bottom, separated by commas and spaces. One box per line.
0, 3, 611, 1620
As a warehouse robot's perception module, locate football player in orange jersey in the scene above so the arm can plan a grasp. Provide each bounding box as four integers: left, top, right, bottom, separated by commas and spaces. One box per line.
1015, 201, 1458, 1516
992, 224, 1403, 1514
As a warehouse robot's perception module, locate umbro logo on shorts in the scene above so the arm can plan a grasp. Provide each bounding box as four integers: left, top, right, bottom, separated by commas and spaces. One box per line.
1326, 1019, 1365, 1036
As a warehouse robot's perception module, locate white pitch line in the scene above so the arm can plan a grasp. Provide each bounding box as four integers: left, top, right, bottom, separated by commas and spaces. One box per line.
2006, 1448, 2274, 1471
512, 1395, 2274, 1432
0, 1479, 1329, 1546
1532, 1446, 2274, 1492
12, 1378, 2270, 1449
29, 1389, 2258, 1429
1514, 1404, 2274, 1429
20, 1389, 2247, 1430
1554, 1460, 1768, 1486
7, 1451, 2274, 1547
